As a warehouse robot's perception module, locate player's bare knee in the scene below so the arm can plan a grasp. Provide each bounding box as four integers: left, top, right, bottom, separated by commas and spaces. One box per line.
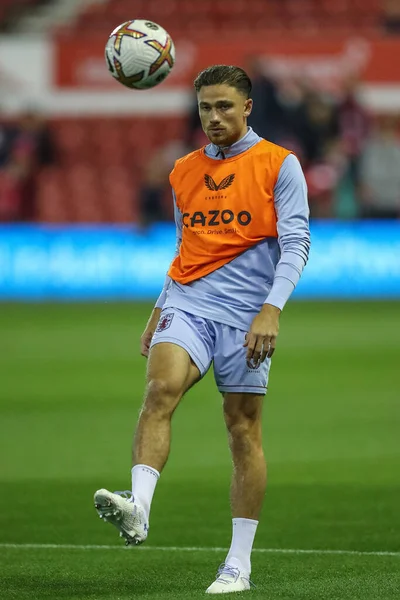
227, 418, 261, 446
224, 399, 262, 448
224, 401, 259, 429
142, 377, 181, 417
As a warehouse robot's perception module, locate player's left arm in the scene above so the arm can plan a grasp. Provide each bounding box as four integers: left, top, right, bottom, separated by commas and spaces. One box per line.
245, 154, 311, 365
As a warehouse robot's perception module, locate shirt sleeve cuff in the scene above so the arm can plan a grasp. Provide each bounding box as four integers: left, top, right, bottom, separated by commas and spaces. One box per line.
264, 276, 296, 311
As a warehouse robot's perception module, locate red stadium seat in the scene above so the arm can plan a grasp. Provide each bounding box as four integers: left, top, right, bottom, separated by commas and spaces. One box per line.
53, 121, 88, 164
44, 116, 184, 223
288, 17, 320, 36
101, 167, 136, 222
36, 168, 71, 223
285, 0, 316, 17
54, 0, 382, 35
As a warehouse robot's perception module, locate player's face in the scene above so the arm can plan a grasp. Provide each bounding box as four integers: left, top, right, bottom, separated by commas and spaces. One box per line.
198, 84, 253, 147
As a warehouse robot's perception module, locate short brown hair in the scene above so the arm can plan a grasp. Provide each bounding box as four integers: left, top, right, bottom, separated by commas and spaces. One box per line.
194, 65, 252, 98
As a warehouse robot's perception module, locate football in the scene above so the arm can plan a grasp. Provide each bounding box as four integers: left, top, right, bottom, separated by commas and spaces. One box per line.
105, 19, 175, 90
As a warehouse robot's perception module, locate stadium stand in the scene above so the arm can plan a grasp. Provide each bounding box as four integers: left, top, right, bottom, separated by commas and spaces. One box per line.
0, 1, 390, 223
67, 0, 382, 38
36, 117, 186, 223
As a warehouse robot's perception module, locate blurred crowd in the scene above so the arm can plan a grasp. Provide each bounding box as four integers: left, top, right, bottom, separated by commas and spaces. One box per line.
0, 110, 55, 222
1, 67, 400, 224
244, 58, 400, 220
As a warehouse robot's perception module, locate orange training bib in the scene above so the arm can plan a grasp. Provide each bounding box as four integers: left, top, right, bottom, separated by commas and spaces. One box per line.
168, 139, 291, 284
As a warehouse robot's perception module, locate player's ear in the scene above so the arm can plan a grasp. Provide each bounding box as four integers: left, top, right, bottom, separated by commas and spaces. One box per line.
244, 98, 253, 118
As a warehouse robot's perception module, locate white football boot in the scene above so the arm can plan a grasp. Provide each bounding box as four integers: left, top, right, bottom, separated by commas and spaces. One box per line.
206, 563, 253, 594
94, 489, 148, 546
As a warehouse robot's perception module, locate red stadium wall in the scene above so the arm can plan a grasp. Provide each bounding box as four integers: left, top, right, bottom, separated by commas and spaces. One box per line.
54, 36, 400, 92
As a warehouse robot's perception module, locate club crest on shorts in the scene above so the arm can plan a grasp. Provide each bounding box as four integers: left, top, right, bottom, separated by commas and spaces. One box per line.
156, 313, 174, 332
246, 359, 260, 371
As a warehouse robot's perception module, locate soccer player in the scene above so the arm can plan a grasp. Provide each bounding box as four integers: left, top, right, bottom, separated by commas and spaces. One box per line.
94, 65, 311, 594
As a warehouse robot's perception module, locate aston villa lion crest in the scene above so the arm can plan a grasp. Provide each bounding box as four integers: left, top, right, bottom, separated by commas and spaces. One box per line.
156, 313, 174, 332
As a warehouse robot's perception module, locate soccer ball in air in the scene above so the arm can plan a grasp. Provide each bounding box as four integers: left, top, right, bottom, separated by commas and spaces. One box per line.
105, 19, 175, 90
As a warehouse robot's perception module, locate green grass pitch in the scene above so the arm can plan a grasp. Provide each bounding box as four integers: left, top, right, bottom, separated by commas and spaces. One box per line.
0, 301, 399, 599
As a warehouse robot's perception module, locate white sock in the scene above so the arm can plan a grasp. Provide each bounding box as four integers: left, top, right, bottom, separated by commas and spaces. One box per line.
131, 464, 160, 522
225, 518, 259, 575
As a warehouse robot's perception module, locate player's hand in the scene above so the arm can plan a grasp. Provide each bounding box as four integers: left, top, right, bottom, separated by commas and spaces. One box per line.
140, 307, 162, 358
244, 304, 281, 367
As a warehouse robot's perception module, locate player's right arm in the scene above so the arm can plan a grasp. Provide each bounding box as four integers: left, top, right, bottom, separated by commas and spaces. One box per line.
140, 191, 182, 357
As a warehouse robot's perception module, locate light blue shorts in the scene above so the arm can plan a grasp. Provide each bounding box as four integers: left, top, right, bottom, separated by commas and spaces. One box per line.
150, 307, 271, 395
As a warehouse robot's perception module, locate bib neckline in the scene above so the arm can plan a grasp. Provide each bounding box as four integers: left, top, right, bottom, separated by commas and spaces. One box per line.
200, 140, 264, 164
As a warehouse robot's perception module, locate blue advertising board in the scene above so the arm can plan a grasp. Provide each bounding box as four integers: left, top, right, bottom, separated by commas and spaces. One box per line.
0, 222, 399, 300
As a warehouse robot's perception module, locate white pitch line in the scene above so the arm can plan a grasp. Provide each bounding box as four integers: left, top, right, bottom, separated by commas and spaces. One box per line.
0, 544, 399, 558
